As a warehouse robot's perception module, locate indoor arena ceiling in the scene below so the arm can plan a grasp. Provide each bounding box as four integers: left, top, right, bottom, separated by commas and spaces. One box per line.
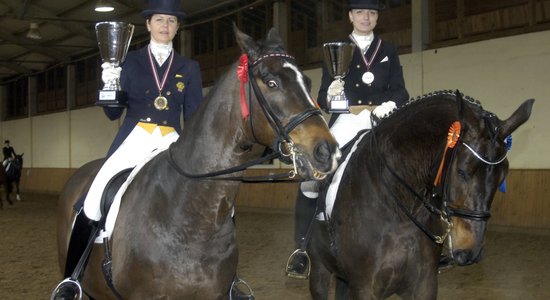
0, 0, 261, 84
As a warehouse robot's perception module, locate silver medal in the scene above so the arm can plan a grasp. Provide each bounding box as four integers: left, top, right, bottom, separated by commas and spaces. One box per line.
362, 72, 374, 85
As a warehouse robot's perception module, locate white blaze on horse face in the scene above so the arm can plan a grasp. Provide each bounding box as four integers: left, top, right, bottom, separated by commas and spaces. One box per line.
283, 62, 316, 107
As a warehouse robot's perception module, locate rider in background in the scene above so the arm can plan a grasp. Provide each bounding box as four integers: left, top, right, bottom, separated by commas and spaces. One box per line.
286, 0, 409, 279
2, 140, 16, 171
51, 0, 203, 298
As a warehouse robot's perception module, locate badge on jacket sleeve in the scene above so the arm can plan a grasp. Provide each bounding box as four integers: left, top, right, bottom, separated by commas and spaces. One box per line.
176, 82, 185, 92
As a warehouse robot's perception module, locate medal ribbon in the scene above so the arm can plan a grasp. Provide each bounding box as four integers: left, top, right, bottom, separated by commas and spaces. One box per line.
148, 45, 174, 96
349, 34, 382, 72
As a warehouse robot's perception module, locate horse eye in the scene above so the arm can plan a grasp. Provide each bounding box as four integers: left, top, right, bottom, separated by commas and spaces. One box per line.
266, 80, 278, 88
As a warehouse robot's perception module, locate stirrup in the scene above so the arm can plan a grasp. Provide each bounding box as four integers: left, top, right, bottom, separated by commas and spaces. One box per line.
50, 278, 83, 300
229, 277, 254, 300
285, 249, 311, 280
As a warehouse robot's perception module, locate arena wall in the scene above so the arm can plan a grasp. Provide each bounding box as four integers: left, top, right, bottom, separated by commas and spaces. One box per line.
3, 30, 549, 228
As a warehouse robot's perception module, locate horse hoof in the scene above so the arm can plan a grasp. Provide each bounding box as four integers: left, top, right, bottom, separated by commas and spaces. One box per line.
16, 194, 20, 201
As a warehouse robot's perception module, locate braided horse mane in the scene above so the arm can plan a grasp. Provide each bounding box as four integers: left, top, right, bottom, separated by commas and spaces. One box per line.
382, 90, 484, 121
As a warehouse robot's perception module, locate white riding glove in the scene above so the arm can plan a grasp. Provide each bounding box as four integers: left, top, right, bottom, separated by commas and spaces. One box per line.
101, 62, 122, 85
372, 101, 397, 119
327, 79, 345, 96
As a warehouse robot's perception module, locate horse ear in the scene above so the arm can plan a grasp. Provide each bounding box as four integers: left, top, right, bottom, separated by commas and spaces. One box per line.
233, 23, 259, 61
266, 27, 284, 48
499, 99, 535, 139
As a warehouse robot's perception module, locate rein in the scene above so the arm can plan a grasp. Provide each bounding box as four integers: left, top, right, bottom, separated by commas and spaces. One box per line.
167, 52, 320, 182
373, 92, 501, 246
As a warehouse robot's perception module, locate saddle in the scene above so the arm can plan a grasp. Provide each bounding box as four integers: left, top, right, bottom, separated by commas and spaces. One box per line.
318, 129, 370, 218
99, 168, 132, 218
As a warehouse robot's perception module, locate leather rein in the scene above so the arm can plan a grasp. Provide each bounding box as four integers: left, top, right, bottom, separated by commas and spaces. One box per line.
374, 93, 503, 245
167, 53, 321, 182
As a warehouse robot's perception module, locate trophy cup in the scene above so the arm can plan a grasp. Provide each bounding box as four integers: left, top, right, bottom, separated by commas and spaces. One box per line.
322, 42, 356, 113
95, 21, 134, 107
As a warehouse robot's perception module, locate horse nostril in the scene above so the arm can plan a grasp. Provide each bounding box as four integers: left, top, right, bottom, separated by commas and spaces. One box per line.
314, 140, 331, 163
453, 249, 474, 266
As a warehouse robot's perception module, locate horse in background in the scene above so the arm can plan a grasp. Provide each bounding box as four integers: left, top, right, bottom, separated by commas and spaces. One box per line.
6, 154, 23, 202
56, 25, 340, 299
0, 153, 23, 208
307, 91, 534, 299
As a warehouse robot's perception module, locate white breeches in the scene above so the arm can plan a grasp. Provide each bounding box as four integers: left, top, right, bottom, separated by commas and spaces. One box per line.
299, 109, 373, 201
83, 125, 179, 221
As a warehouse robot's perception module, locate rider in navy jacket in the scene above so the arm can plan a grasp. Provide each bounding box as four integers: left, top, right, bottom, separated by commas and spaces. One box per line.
104, 45, 202, 157
318, 35, 408, 125
51, 1, 203, 298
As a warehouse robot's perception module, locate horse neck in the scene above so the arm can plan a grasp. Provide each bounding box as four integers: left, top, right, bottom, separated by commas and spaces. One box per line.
371, 100, 457, 211
171, 69, 263, 173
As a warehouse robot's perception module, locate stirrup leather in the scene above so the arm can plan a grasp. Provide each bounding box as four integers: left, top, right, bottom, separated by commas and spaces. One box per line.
285, 249, 311, 279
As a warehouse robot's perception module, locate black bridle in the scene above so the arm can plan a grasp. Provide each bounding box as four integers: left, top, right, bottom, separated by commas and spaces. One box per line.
167, 52, 321, 182
374, 92, 503, 245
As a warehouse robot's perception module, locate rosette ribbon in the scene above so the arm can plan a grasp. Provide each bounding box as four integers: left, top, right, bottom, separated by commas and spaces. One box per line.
434, 121, 461, 186
237, 54, 250, 120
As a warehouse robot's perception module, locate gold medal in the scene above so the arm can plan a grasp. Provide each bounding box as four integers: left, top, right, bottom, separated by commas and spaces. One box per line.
154, 95, 168, 110
147, 46, 175, 111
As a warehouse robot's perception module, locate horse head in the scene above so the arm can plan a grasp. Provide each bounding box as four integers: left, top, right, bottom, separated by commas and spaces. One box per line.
444, 97, 534, 265
233, 25, 340, 180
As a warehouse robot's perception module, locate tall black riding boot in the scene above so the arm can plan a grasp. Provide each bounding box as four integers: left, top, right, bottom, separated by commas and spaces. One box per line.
51, 211, 99, 300
64, 211, 99, 277
286, 188, 318, 279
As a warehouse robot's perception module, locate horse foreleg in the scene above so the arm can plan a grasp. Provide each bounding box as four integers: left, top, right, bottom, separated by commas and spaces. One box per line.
308, 255, 331, 300
15, 181, 20, 201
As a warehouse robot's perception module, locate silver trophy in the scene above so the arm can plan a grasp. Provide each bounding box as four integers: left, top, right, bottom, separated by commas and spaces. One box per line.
322, 42, 356, 113
95, 21, 134, 107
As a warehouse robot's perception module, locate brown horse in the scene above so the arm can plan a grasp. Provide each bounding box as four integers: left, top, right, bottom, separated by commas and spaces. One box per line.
0, 153, 23, 208
0, 163, 11, 208
56, 26, 340, 299
307, 91, 534, 299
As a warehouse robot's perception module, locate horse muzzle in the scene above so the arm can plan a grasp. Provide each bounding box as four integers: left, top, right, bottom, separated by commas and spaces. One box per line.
294, 140, 341, 180
452, 248, 484, 266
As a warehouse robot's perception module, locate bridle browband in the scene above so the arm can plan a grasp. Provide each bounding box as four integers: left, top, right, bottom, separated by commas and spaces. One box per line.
167, 52, 321, 182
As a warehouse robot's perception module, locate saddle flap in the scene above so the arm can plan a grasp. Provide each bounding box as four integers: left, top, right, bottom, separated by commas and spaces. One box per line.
100, 168, 132, 218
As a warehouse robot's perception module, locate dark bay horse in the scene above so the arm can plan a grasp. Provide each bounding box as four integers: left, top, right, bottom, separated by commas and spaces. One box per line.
308, 91, 534, 299
56, 26, 340, 299
0, 153, 23, 207
7, 154, 23, 202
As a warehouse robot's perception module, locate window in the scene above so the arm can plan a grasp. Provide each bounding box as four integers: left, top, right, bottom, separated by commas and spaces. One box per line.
5, 78, 28, 119
36, 66, 67, 113
75, 56, 101, 108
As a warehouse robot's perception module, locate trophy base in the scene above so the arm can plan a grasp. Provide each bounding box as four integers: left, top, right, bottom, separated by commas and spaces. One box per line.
96, 90, 128, 107
327, 99, 350, 114
328, 108, 351, 114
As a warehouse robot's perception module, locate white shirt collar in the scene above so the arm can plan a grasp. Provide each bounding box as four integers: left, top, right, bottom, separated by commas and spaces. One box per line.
149, 41, 173, 65
351, 32, 374, 53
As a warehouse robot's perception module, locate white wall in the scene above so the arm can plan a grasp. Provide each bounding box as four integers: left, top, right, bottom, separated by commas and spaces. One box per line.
1, 30, 547, 169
